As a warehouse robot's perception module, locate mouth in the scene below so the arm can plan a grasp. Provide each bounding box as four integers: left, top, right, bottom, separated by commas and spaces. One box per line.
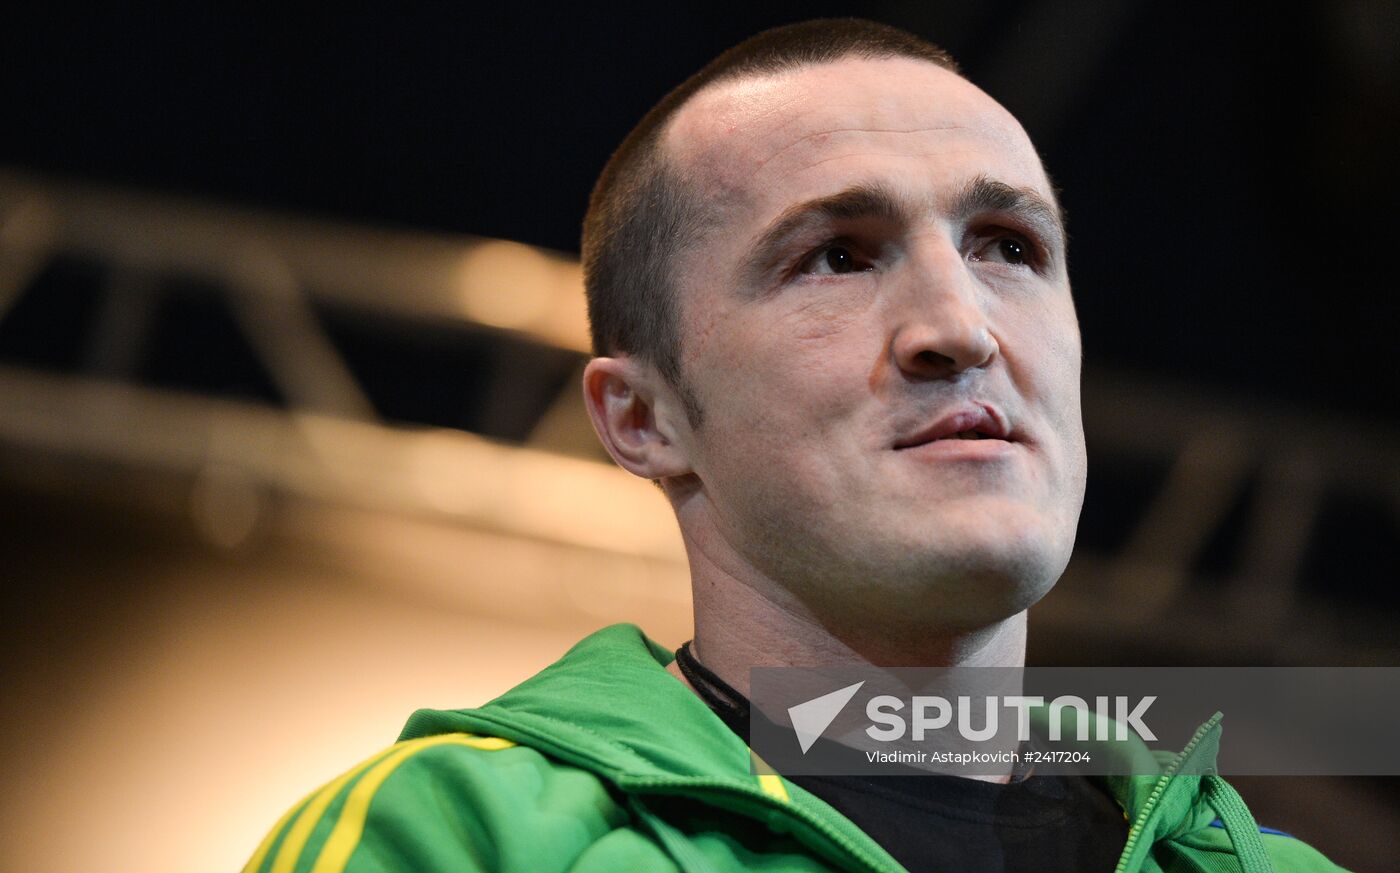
892, 403, 1015, 451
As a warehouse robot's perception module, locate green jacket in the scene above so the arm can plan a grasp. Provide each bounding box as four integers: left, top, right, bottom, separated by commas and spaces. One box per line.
244, 624, 1347, 873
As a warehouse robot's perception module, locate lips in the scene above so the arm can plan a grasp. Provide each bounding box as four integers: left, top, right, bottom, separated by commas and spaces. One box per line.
892, 404, 1014, 450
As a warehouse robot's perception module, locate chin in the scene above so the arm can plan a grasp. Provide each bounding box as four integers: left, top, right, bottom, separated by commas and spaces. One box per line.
853, 503, 1073, 629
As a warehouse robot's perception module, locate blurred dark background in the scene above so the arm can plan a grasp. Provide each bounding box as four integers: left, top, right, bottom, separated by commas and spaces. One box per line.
1, 4, 1396, 871
6, 3, 1398, 418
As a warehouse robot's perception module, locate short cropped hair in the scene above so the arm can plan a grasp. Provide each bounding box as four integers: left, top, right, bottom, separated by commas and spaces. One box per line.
581, 18, 960, 427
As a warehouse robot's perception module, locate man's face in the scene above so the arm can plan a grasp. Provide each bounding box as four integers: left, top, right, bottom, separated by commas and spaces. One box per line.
662, 56, 1087, 630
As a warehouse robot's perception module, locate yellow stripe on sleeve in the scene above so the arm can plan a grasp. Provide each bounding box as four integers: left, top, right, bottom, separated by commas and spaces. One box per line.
749, 750, 790, 803
756, 773, 790, 802
457, 734, 516, 751
264, 744, 403, 873
242, 786, 317, 873
309, 733, 517, 873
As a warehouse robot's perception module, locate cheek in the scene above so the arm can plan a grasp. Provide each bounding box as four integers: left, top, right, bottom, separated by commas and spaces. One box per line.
690, 308, 876, 485
1042, 300, 1084, 433
783, 282, 877, 343
703, 289, 879, 413
1000, 292, 1086, 494
999, 291, 1080, 400
709, 338, 857, 441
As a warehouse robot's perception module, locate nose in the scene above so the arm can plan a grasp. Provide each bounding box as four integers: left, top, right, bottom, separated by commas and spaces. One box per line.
889, 240, 999, 380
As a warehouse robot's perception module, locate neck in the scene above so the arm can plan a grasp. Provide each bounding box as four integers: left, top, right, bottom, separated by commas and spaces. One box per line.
665, 517, 1030, 785
669, 503, 1028, 700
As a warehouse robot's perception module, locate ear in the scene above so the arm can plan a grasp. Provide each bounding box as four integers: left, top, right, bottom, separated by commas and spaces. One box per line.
582, 356, 694, 481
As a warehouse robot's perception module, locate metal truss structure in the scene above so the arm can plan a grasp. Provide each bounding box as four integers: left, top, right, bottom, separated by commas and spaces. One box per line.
2, 169, 1396, 665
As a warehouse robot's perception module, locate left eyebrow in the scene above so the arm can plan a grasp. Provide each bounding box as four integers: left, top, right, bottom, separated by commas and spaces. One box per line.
952, 175, 1067, 260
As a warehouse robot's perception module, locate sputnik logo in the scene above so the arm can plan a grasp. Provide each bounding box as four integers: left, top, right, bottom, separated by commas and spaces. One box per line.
787, 681, 865, 754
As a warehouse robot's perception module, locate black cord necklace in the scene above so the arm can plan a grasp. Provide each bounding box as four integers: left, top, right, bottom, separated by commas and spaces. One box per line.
675, 640, 1037, 782
674, 640, 752, 739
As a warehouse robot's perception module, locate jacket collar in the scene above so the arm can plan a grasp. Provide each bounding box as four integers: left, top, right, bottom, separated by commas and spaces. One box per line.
400, 623, 1224, 873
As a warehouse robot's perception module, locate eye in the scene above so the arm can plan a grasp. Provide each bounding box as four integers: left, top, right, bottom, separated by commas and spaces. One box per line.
994, 238, 1026, 265
798, 243, 874, 276
971, 233, 1034, 267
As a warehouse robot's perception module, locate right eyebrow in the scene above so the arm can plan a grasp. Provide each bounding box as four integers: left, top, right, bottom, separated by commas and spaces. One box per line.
740, 183, 907, 280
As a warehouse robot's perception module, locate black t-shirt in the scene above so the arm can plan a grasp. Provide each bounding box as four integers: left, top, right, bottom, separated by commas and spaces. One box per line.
674, 643, 1127, 872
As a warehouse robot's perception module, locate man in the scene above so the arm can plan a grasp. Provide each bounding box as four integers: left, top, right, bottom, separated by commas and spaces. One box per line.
244, 19, 1344, 873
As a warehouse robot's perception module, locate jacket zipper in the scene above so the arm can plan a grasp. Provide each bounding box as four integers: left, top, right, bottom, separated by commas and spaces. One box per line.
1112, 713, 1222, 873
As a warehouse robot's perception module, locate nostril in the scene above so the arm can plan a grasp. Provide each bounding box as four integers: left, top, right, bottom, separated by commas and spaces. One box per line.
912, 349, 955, 370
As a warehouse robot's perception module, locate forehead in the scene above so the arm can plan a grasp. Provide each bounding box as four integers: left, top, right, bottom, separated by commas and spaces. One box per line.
663, 55, 1049, 214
